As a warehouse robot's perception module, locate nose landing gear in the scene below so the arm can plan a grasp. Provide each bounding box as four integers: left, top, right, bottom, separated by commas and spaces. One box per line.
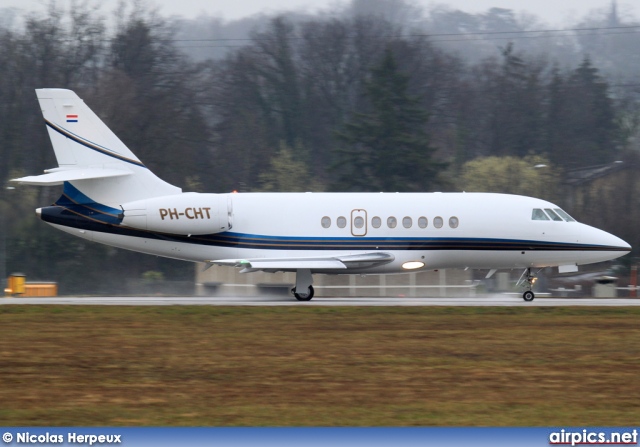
517, 267, 538, 301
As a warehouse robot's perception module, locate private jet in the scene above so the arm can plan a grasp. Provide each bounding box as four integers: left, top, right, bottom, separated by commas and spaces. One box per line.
12, 89, 631, 301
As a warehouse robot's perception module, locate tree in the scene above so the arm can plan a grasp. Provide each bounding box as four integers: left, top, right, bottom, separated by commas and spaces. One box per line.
257, 142, 323, 192
207, 17, 309, 191
207, 49, 279, 191
333, 48, 445, 192
95, 6, 213, 189
546, 57, 620, 167
458, 155, 559, 201
348, 0, 423, 27
479, 43, 545, 158
298, 16, 399, 175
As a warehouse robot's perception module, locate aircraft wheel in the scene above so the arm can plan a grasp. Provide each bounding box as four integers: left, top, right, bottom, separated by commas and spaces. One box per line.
523, 291, 535, 302
293, 285, 314, 301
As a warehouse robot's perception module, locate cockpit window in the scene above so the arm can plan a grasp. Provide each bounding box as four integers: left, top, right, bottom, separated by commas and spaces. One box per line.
554, 208, 576, 222
532, 209, 550, 221
544, 208, 564, 221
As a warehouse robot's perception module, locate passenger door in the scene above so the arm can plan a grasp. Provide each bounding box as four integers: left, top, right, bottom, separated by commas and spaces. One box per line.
351, 209, 367, 237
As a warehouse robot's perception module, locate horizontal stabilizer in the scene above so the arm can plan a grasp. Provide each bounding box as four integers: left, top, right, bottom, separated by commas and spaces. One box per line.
207, 252, 394, 271
11, 168, 132, 186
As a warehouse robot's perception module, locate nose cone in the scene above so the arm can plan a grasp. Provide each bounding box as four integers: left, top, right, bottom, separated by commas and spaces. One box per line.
35, 208, 42, 217
603, 230, 631, 253
589, 226, 631, 263
618, 238, 631, 252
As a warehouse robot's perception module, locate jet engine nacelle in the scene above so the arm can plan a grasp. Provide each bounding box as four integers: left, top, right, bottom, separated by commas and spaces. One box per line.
120, 193, 229, 235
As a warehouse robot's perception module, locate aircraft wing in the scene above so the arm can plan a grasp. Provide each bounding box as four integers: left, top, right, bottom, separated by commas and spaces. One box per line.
207, 252, 394, 272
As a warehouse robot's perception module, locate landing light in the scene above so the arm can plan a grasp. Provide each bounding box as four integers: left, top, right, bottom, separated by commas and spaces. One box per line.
402, 261, 425, 270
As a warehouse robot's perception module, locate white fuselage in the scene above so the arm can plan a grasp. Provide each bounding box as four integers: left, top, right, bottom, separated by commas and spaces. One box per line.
48, 192, 630, 274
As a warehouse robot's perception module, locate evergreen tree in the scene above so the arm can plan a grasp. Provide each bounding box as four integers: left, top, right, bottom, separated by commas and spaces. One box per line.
546, 57, 619, 167
545, 66, 566, 165
568, 57, 619, 164
483, 43, 545, 158
333, 48, 445, 191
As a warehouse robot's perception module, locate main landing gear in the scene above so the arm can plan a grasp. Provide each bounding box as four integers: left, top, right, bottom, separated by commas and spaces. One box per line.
292, 285, 314, 301
291, 268, 314, 301
517, 267, 538, 302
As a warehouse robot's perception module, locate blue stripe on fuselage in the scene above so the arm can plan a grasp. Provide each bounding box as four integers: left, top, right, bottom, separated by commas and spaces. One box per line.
38, 205, 626, 252
53, 182, 123, 225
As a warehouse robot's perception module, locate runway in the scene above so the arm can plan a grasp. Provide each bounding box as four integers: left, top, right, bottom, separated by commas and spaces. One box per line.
2, 295, 640, 306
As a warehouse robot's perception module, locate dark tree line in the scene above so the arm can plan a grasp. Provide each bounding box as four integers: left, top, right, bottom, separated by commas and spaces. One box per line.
206, 16, 623, 191
0, 1, 637, 292
333, 48, 444, 192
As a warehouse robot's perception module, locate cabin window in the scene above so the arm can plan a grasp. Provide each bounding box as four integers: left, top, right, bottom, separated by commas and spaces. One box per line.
337, 216, 347, 228
434, 216, 443, 228
387, 216, 397, 228
449, 216, 459, 228
532, 209, 550, 221
372, 216, 381, 228
418, 216, 428, 228
545, 208, 563, 221
554, 208, 576, 222
354, 216, 365, 229
402, 216, 412, 228
321, 216, 331, 228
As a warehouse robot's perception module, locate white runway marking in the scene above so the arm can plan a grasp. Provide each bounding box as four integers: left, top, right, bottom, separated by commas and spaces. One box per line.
2, 296, 640, 306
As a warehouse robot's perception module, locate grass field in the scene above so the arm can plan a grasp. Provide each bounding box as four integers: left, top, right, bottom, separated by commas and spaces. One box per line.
0, 305, 639, 426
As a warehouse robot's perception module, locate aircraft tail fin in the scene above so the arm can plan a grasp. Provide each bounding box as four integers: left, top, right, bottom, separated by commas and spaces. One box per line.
12, 89, 180, 205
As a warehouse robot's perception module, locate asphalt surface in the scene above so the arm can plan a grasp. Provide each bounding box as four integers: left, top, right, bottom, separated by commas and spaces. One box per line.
2, 296, 640, 306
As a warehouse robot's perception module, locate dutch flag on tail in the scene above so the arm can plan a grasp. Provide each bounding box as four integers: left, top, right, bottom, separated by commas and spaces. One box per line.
66, 114, 78, 123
